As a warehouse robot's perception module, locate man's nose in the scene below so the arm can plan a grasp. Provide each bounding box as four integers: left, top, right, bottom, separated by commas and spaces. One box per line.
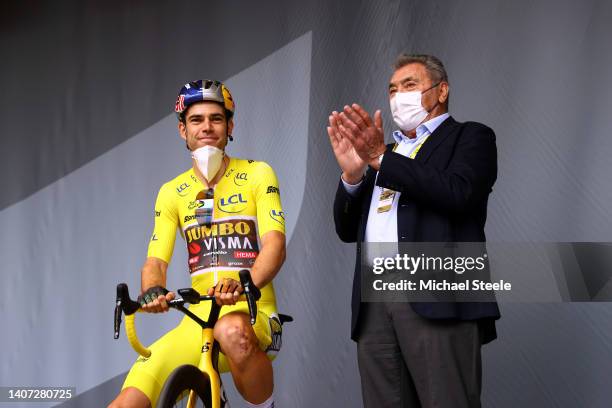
202, 118, 214, 131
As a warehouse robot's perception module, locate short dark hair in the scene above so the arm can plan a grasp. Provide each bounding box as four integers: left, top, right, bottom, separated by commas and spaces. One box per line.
393, 54, 448, 85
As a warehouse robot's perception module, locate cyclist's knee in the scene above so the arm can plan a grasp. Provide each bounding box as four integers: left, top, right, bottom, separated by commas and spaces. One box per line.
108, 387, 151, 408
214, 313, 257, 360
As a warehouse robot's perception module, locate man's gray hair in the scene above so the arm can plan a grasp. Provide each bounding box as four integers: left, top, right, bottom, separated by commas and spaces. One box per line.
393, 54, 449, 84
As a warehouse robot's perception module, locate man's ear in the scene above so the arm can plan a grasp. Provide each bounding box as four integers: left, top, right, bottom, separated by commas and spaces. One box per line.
439, 82, 449, 104
178, 121, 187, 141
228, 119, 234, 137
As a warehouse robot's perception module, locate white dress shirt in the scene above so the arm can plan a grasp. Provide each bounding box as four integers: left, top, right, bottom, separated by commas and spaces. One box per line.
342, 113, 450, 252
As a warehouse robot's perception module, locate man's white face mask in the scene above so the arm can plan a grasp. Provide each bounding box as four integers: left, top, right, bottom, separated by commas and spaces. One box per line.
389, 83, 440, 132
191, 145, 224, 181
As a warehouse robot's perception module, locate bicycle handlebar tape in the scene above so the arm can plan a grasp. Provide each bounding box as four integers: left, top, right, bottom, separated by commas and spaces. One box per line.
239, 269, 261, 325
125, 314, 152, 358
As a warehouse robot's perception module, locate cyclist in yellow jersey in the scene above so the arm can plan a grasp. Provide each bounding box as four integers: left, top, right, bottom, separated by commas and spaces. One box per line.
108, 80, 286, 408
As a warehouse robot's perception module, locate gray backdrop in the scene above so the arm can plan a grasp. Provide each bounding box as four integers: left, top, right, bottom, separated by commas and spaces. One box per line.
1, 1, 611, 407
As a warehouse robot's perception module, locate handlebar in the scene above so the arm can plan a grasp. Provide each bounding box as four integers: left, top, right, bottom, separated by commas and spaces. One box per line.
113, 269, 261, 357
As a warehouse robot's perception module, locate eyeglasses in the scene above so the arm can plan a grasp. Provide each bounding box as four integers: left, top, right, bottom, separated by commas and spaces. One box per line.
195, 188, 214, 226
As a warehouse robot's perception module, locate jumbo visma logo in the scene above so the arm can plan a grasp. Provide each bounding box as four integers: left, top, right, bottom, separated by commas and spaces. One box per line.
217, 193, 248, 213
185, 221, 252, 243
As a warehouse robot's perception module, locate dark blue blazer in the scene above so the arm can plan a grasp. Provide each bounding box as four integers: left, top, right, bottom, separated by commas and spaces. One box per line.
333, 116, 500, 344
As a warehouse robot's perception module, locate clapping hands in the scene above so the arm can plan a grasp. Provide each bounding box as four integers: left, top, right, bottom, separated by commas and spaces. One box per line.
327, 104, 387, 178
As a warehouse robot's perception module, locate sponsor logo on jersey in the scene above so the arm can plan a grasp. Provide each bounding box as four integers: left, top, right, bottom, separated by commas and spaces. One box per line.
184, 219, 260, 273
270, 209, 285, 225
247, 160, 255, 164
186, 221, 252, 242
151, 233, 158, 241
234, 251, 258, 259
188, 200, 206, 210
266, 186, 279, 194
225, 168, 235, 178
217, 193, 248, 213
190, 174, 198, 183
188, 242, 201, 255
176, 182, 191, 196
184, 215, 197, 223
233, 172, 248, 186
155, 210, 161, 217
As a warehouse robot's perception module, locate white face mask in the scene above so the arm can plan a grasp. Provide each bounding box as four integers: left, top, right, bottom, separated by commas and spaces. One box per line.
390, 91, 427, 132
389, 83, 440, 132
191, 145, 224, 181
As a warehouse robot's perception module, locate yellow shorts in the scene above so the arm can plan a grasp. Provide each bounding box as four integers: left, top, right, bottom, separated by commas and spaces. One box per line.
121, 301, 280, 407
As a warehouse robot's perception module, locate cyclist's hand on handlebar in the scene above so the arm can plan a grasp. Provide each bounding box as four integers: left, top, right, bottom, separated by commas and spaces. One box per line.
207, 277, 243, 306
139, 286, 176, 313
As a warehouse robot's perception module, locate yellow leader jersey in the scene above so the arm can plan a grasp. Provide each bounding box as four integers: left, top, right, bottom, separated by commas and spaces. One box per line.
147, 157, 285, 309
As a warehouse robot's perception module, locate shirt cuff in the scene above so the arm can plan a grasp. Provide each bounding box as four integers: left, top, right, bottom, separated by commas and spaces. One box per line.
341, 176, 363, 196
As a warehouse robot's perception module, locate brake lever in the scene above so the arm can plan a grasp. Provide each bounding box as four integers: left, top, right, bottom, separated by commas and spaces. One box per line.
114, 301, 122, 339
239, 270, 261, 325
114, 283, 141, 339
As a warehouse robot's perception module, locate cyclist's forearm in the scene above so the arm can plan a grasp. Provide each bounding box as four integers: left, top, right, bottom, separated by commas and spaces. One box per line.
141, 257, 169, 292
251, 231, 286, 289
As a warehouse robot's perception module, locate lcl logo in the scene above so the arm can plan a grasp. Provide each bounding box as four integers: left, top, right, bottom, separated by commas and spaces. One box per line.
176, 182, 191, 196
218, 194, 248, 213
234, 172, 248, 186
270, 209, 285, 225
219, 194, 246, 206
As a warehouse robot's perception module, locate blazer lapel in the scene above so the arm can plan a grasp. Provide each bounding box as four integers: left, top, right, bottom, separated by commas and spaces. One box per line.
416, 116, 460, 163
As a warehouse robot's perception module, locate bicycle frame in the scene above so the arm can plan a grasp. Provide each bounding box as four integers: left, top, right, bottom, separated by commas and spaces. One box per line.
114, 270, 261, 408
197, 325, 220, 408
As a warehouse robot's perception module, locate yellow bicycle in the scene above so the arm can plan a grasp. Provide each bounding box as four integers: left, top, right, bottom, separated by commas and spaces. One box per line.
113, 269, 291, 408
